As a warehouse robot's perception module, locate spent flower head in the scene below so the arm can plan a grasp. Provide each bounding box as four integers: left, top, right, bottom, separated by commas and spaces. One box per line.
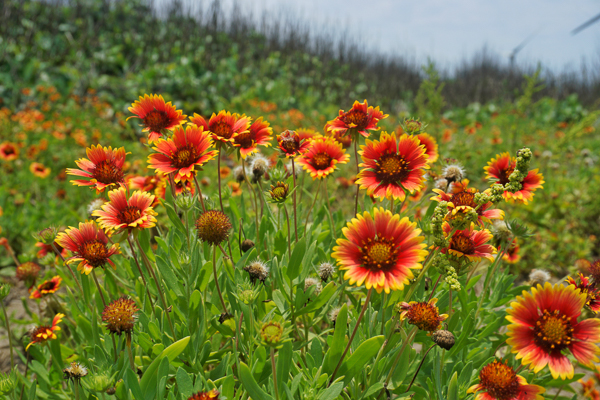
195, 210, 232, 246
102, 297, 139, 336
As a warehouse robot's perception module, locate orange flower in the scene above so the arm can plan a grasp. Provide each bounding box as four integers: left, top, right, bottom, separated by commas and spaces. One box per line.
295, 136, 350, 179
399, 298, 448, 332
332, 208, 427, 293
484, 152, 544, 204
441, 222, 496, 262
506, 283, 600, 379
356, 132, 429, 201
127, 94, 187, 143
93, 187, 157, 232
190, 111, 250, 145
276, 129, 311, 157
233, 117, 272, 158
325, 100, 388, 138
67, 145, 127, 192
467, 359, 544, 400
55, 221, 120, 275
30, 162, 51, 178
16, 261, 41, 289
0, 142, 19, 161
415, 133, 439, 164
26, 313, 64, 350
30, 276, 62, 299
228, 181, 242, 196
566, 273, 600, 313
187, 390, 220, 400
148, 124, 218, 183
326, 129, 352, 148
502, 239, 521, 264
35, 241, 67, 259
432, 179, 504, 225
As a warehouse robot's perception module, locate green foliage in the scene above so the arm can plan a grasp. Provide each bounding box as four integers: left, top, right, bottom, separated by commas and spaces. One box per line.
415, 60, 446, 122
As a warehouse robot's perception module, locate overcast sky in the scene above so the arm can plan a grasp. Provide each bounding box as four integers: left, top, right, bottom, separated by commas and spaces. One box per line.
165, 0, 600, 72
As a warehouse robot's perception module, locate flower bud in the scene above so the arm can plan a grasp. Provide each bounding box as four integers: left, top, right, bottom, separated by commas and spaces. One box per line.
241, 239, 255, 253
35, 227, 59, 245
0, 285, 10, 301
175, 191, 195, 211
432, 329, 455, 350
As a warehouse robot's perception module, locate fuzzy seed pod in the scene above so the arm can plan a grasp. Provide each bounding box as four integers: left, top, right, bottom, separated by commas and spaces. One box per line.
432, 329, 455, 350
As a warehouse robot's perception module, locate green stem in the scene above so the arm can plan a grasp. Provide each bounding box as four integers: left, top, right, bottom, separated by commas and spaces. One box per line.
126, 333, 135, 371
271, 347, 280, 400
91, 269, 118, 363
303, 180, 323, 234
193, 174, 207, 212
406, 344, 435, 393
382, 326, 418, 390
475, 248, 507, 319
323, 180, 336, 239
51, 242, 84, 297
73, 380, 80, 400
242, 159, 260, 253
212, 245, 228, 313
217, 146, 225, 213
126, 236, 156, 313
353, 135, 360, 216
134, 236, 177, 340
367, 312, 399, 391
0, 301, 14, 369
291, 158, 299, 242
329, 288, 373, 385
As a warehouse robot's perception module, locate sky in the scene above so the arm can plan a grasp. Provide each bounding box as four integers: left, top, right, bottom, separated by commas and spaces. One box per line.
208, 0, 600, 73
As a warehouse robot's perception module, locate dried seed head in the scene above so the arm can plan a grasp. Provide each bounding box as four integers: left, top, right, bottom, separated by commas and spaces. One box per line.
329, 307, 341, 323
442, 164, 465, 183
435, 178, 451, 191
102, 297, 139, 335
16, 262, 41, 288
241, 239, 255, 253
491, 220, 513, 246
251, 155, 270, 182
304, 277, 322, 296
529, 269, 552, 286
88, 198, 107, 216
244, 259, 269, 284
195, 210, 232, 246
63, 362, 88, 382
432, 329, 455, 350
233, 166, 248, 183
318, 262, 335, 282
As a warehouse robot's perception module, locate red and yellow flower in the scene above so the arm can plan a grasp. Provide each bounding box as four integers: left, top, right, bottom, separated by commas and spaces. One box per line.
233, 117, 272, 158
55, 221, 120, 275
187, 390, 220, 400
295, 136, 350, 179
30, 162, 50, 178
26, 313, 64, 350
276, 130, 311, 157
30, 276, 62, 299
484, 152, 544, 204
35, 241, 67, 260
332, 208, 427, 293
0, 142, 19, 161
356, 132, 429, 201
502, 240, 521, 264
127, 94, 187, 143
190, 111, 250, 145
148, 124, 218, 182
325, 100, 388, 138
441, 222, 496, 262
93, 187, 157, 232
467, 359, 545, 400
67, 145, 127, 192
432, 179, 504, 225
566, 273, 600, 313
415, 133, 439, 164
399, 298, 448, 332
506, 282, 600, 379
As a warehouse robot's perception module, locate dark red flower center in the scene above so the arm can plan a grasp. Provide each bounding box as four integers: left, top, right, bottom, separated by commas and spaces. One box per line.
39, 280, 58, 292
118, 206, 142, 225
497, 166, 515, 185
479, 360, 519, 400
404, 302, 442, 331
311, 152, 332, 170
375, 153, 410, 184
235, 132, 254, 149
170, 145, 200, 169
341, 109, 368, 130
280, 137, 300, 153
450, 235, 475, 255
2, 146, 16, 155
210, 121, 234, 139
143, 110, 171, 132
80, 240, 109, 268
93, 160, 124, 184
35, 165, 45, 173
533, 310, 573, 351
31, 326, 52, 342
361, 237, 398, 271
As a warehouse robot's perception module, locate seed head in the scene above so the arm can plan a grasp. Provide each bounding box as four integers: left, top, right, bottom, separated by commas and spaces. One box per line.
528, 269, 552, 286
442, 164, 465, 183
241, 239, 255, 253
304, 277, 322, 296
250, 154, 270, 182
63, 362, 88, 382
491, 220, 513, 247
87, 198, 106, 216
195, 210, 232, 246
329, 307, 342, 324
233, 166, 248, 183
318, 262, 335, 282
102, 297, 139, 335
244, 259, 269, 284
16, 262, 41, 288
432, 329, 455, 350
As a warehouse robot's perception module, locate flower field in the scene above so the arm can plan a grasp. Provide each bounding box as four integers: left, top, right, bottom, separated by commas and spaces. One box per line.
1, 1, 600, 399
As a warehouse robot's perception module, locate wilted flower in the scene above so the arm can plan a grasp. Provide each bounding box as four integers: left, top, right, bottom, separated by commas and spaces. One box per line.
318, 262, 335, 282
240, 239, 255, 253
250, 154, 270, 182
63, 362, 88, 382
102, 297, 139, 335
432, 329, 455, 350
276, 130, 311, 158
399, 298, 448, 332
195, 210, 232, 246
442, 164, 465, 183
16, 262, 41, 289
244, 259, 269, 284
528, 269, 552, 286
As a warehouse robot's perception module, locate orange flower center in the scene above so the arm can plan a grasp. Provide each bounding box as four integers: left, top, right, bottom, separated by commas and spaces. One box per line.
341, 109, 368, 130
31, 326, 53, 342
35, 165, 45, 172
235, 132, 254, 148
405, 302, 442, 331
450, 191, 478, 210
497, 166, 515, 185
479, 360, 519, 400
102, 297, 139, 335
210, 121, 234, 139
311, 152, 332, 170
280, 137, 300, 153
170, 145, 200, 169
93, 160, 124, 184
449, 235, 475, 255
270, 184, 288, 201
361, 238, 397, 270
80, 240, 109, 268
118, 206, 142, 225
2, 146, 16, 155
533, 310, 573, 351
143, 110, 171, 132
39, 280, 57, 292
376, 154, 410, 184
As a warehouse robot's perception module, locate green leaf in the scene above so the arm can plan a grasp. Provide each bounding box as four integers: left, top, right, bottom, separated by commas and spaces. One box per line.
296, 281, 336, 316
140, 336, 190, 400
126, 367, 145, 400
286, 236, 306, 281
323, 304, 348, 375
276, 342, 292, 396
544, 373, 585, 388
155, 255, 183, 296
238, 362, 274, 400
318, 382, 344, 400
165, 203, 187, 233
447, 371, 458, 400
338, 335, 385, 386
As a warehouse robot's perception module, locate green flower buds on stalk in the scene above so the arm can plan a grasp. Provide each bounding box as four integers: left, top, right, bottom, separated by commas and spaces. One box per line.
432, 201, 450, 248
505, 147, 532, 194
0, 368, 16, 395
